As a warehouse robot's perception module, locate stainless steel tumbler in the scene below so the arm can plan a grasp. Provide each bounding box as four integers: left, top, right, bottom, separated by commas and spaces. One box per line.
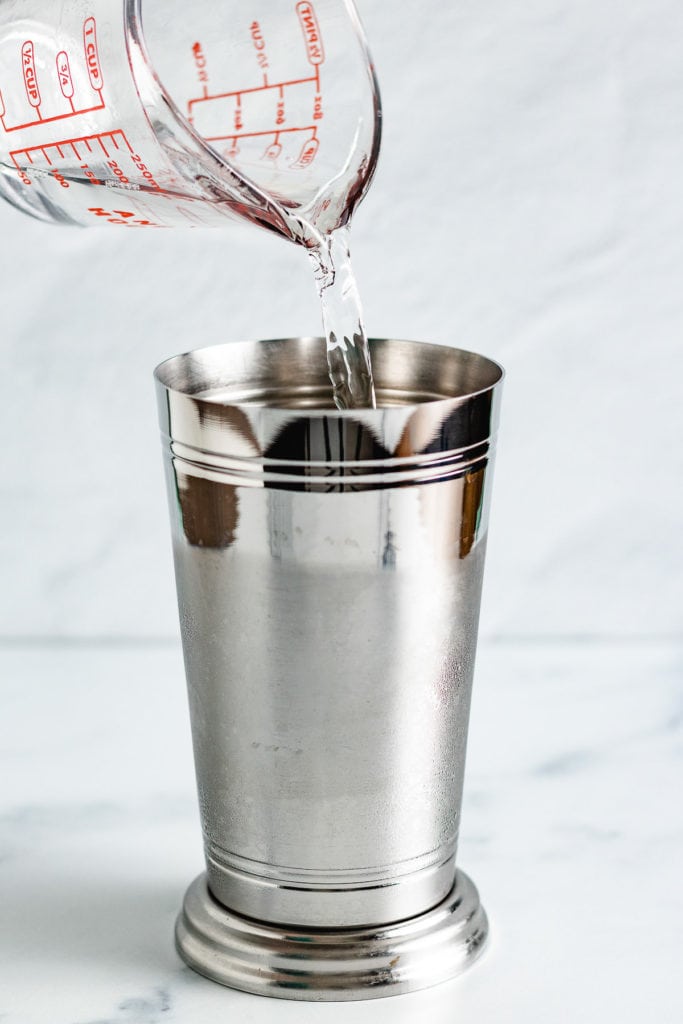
154, 337, 503, 1000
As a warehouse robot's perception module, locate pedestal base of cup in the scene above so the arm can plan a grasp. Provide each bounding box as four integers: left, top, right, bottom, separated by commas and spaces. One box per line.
175, 870, 488, 1001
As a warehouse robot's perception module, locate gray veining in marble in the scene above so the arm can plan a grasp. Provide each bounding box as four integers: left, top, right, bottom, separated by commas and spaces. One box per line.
1, 643, 681, 1023
77, 987, 172, 1024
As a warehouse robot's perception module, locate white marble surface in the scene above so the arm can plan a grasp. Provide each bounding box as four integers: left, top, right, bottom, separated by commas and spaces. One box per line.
1, 0, 682, 640
1, 640, 681, 1023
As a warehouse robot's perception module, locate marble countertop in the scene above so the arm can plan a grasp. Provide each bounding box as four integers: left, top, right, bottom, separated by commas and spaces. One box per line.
1, 640, 681, 1024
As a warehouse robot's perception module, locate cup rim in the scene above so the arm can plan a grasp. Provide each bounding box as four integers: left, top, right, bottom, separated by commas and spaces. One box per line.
154, 338, 504, 486
153, 337, 504, 415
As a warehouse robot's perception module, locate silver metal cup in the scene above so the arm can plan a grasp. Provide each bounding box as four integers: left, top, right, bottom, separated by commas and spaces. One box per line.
154, 337, 503, 1000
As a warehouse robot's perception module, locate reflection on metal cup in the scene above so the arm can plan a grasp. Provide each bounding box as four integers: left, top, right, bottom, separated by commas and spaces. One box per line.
154, 337, 503, 1000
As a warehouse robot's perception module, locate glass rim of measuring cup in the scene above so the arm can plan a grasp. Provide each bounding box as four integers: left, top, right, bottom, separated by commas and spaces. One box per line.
154, 337, 504, 489
126, 0, 382, 222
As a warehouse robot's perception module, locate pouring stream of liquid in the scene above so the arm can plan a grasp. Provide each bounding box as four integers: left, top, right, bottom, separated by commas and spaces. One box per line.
308, 226, 376, 410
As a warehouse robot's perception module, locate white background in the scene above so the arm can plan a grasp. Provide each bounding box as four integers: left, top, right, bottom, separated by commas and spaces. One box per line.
1, 0, 681, 643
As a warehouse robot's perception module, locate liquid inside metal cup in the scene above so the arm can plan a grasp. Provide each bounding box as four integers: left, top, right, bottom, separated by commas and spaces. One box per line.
154, 338, 503, 1000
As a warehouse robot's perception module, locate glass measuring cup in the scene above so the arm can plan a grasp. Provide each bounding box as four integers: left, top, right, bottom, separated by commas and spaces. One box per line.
0, 0, 381, 240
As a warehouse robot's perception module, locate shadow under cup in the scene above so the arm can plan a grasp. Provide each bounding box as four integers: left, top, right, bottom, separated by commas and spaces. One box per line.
154, 337, 503, 999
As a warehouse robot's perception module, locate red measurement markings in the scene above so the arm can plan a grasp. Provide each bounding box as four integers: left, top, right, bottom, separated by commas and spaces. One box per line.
0, 19, 105, 134
106, 157, 130, 185
10, 129, 130, 173
276, 84, 285, 126
216, 124, 320, 166
56, 51, 76, 111
184, 22, 325, 167
295, 3, 324, 99
296, 3, 325, 67
22, 41, 41, 113
81, 163, 103, 186
250, 21, 270, 84
83, 18, 103, 92
294, 135, 319, 168
51, 168, 69, 188
187, 72, 322, 139
205, 124, 316, 143
88, 206, 159, 227
188, 74, 320, 114
128, 151, 162, 191
10, 130, 163, 193
0, 92, 105, 133
192, 42, 209, 96
264, 140, 282, 160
